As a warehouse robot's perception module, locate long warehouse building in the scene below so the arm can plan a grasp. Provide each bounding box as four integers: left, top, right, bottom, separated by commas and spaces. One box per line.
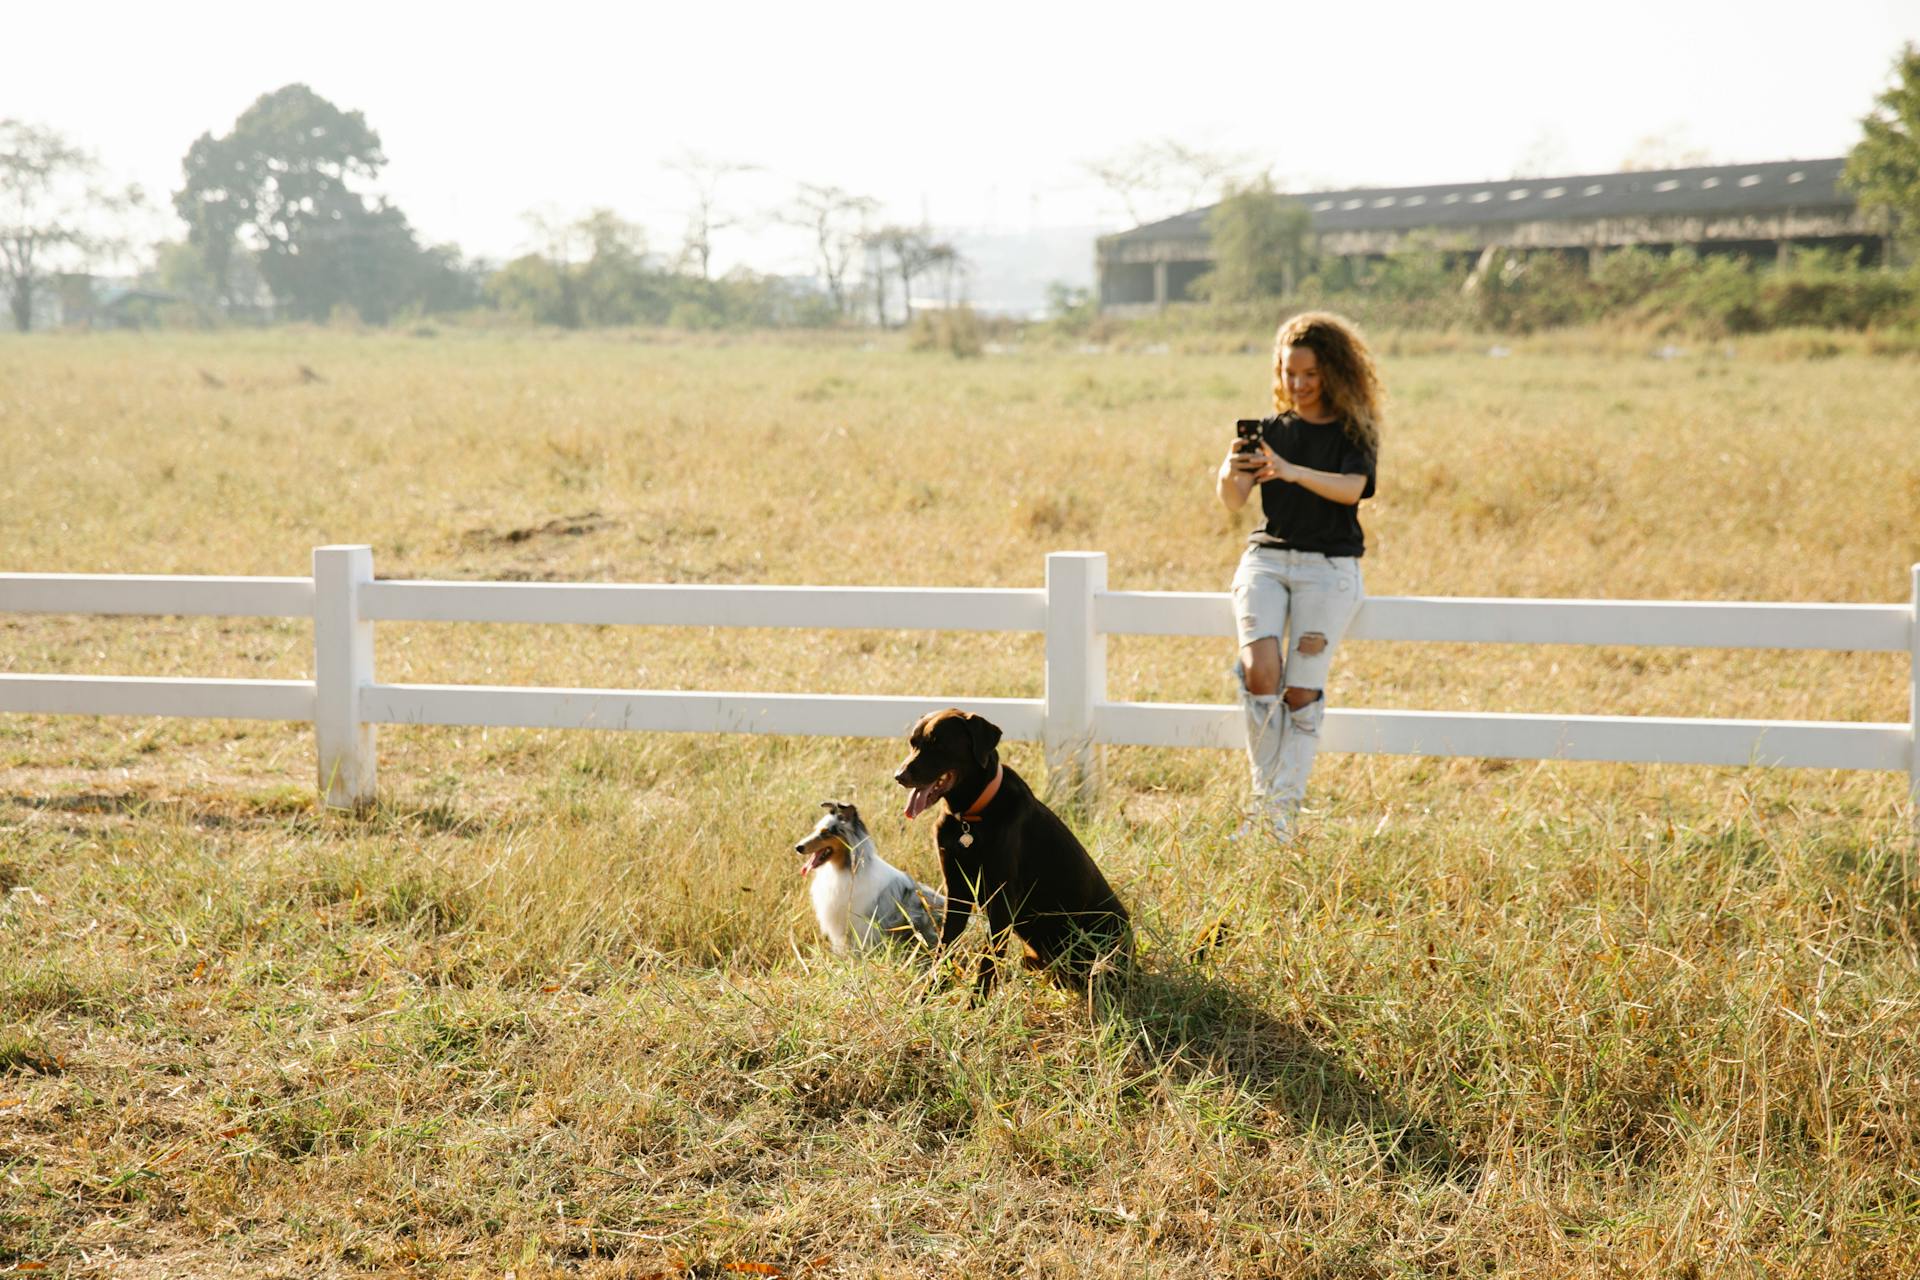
1096, 157, 1887, 311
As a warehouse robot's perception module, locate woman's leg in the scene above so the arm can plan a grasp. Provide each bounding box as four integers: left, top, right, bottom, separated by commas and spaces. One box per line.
1239, 635, 1282, 696
1264, 557, 1364, 819
1230, 552, 1292, 833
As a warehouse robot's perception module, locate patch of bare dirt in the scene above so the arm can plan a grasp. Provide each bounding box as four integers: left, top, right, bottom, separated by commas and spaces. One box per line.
460, 511, 613, 549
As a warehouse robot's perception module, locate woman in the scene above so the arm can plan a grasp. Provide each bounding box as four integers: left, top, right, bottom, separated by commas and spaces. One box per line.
1214, 311, 1381, 841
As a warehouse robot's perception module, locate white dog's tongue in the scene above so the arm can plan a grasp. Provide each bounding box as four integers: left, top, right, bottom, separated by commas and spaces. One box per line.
904, 784, 936, 821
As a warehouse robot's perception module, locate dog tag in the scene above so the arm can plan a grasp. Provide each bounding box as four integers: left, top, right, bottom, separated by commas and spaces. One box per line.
959, 825, 974, 848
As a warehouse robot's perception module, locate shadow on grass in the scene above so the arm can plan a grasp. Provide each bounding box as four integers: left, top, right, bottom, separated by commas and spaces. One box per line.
5, 787, 311, 830
1117, 959, 1476, 1186
3, 788, 478, 837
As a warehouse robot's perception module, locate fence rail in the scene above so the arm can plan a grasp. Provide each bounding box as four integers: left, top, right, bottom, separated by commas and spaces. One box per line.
1097, 590, 1913, 650
0, 573, 313, 618
3, 547, 1916, 815
358, 580, 1047, 631
0, 675, 315, 721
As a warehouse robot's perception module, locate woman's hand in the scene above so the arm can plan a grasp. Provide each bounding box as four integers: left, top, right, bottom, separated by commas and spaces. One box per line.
1224, 442, 1266, 478
1217, 439, 1266, 512
1251, 443, 1297, 485
1259, 448, 1368, 505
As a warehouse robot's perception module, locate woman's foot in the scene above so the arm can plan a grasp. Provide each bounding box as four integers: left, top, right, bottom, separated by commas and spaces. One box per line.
1229, 804, 1294, 844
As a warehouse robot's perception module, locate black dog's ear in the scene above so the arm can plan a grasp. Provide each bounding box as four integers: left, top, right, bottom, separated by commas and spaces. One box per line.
962, 714, 1002, 769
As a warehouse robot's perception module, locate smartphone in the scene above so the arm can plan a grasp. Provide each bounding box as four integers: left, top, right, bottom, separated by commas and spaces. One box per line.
1233, 418, 1265, 454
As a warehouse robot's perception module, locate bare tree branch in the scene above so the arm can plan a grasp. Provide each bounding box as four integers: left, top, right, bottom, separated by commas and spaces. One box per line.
783, 183, 877, 318
1, 119, 141, 330
1083, 138, 1254, 228
664, 151, 760, 281
864, 225, 962, 325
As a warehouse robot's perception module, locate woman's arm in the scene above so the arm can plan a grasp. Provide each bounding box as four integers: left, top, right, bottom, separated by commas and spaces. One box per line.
1256, 447, 1368, 506
1216, 448, 1262, 512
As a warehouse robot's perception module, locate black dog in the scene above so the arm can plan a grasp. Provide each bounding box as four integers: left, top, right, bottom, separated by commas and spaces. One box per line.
895, 709, 1132, 997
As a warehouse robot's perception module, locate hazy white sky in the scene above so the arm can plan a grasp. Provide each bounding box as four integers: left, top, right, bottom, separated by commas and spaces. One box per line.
9, 0, 1918, 274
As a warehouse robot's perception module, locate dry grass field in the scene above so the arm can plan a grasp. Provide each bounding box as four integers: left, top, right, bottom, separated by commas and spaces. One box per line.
2, 326, 1918, 1277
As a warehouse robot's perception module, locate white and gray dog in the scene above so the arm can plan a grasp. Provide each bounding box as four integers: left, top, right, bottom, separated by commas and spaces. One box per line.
792, 800, 943, 953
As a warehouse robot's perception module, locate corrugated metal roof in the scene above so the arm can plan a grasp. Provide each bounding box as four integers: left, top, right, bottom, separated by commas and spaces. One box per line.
1102, 157, 1852, 245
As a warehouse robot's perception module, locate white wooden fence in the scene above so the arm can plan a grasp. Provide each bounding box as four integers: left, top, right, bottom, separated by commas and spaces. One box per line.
2, 547, 1916, 816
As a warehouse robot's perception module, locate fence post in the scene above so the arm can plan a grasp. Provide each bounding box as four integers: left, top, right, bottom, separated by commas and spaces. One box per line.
1045, 551, 1106, 798
1910, 563, 1919, 831
314, 545, 376, 809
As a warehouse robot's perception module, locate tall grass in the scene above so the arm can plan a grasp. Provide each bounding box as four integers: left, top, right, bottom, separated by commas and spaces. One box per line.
1, 328, 1916, 1275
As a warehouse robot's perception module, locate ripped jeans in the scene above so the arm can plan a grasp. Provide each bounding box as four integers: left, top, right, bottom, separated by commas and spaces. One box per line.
1230, 547, 1364, 821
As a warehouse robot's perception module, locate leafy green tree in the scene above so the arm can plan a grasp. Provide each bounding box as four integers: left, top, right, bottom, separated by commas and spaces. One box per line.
574, 209, 668, 325
1844, 43, 1920, 253
274, 190, 435, 323
1188, 177, 1312, 304
147, 239, 223, 322
1368, 234, 1463, 302
1465, 249, 1599, 334
485, 253, 571, 325
483, 203, 842, 332
488, 208, 671, 327
409, 242, 485, 316
174, 84, 458, 322
1, 119, 141, 331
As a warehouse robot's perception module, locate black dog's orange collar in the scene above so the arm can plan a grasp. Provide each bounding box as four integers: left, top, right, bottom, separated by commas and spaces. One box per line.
956, 764, 1003, 823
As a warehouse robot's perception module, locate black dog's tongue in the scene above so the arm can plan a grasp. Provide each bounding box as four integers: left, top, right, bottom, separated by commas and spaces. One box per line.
904, 784, 937, 821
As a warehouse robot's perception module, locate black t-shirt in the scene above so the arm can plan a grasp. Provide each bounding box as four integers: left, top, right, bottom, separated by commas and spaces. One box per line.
1248, 413, 1377, 557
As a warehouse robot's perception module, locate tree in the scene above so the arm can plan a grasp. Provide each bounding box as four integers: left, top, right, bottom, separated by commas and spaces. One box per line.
927, 242, 967, 309
1845, 43, 1920, 252
665, 151, 758, 281
273, 190, 441, 324
0, 120, 141, 331
150, 239, 221, 315
1084, 138, 1250, 227
173, 84, 453, 323
488, 207, 677, 327
514, 207, 588, 327
784, 183, 876, 318
409, 241, 485, 316
574, 208, 667, 325
1045, 280, 1095, 329
1188, 176, 1312, 304
486, 253, 571, 325
864, 235, 890, 327
865, 225, 957, 326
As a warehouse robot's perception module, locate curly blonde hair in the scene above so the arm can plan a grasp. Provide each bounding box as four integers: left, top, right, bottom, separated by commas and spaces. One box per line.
1271, 311, 1383, 458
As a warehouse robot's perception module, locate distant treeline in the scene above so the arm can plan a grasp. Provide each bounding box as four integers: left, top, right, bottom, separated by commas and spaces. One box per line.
1052, 234, 1920, 339
123, 239, 1920, 340
101, 214, 1920, 341
7, 84, 960, 334
150, 85, 949, 332
11, 42, 1920, 338
145, 223, 841, 333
